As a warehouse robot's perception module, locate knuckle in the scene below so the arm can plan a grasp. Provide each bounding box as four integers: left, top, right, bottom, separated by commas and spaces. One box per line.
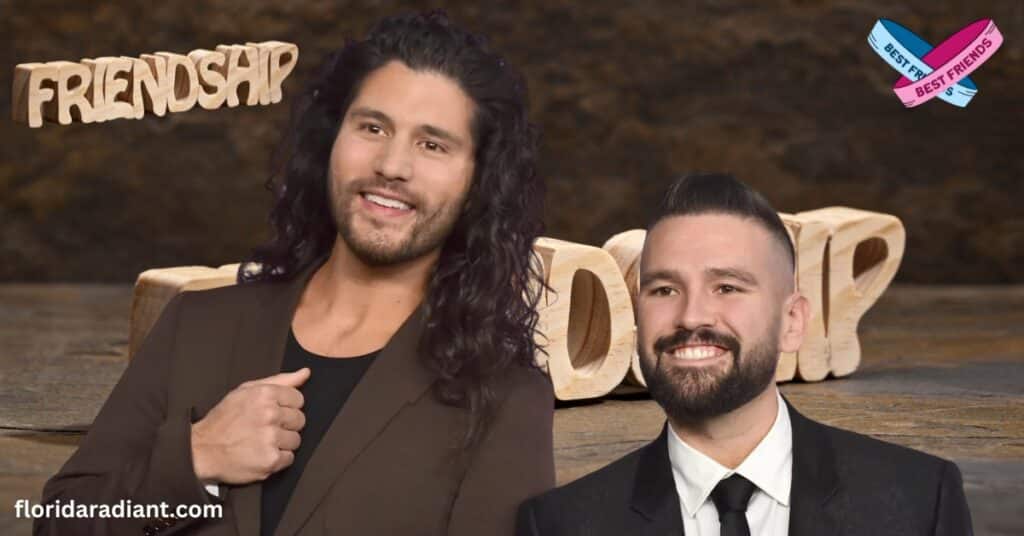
262, 446, 280, 468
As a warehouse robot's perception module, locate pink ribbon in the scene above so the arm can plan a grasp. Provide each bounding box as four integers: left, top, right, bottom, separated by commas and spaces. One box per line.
893, 19, 1003, 108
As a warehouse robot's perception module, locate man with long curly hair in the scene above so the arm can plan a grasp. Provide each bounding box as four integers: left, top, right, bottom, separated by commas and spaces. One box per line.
38, 11, 554, 536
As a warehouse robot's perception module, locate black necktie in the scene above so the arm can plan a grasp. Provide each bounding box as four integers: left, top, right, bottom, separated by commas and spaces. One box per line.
710, 474, 757, 536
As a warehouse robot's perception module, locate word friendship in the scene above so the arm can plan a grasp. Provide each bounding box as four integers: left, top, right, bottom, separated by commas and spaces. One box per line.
13, 41, 298, 127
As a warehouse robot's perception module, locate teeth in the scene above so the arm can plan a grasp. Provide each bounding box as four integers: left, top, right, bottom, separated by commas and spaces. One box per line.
364, 193, 411, 210
670, 345, 725, 360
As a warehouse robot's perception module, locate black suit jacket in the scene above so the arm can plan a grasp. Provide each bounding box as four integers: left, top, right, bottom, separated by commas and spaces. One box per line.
517, 401, 973, 536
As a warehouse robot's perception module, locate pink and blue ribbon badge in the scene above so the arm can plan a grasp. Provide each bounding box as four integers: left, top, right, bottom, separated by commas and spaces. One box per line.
867, 18, 1003, 108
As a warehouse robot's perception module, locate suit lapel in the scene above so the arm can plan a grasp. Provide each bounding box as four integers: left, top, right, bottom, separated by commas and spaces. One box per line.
226, 259, 327, 536
630, 425, 685, 535
273, 297, 433, 536
224, 258, 435, 536
787, 401, 844, 536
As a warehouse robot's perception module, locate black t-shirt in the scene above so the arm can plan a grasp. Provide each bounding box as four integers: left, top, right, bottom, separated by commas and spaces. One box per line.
259, 328, 379, 536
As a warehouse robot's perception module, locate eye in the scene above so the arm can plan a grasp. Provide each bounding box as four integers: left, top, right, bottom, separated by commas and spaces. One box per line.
359, 123, 386, 135
715, 284, 741, 294
650, 286, 677, 297
420, 140, 448, 154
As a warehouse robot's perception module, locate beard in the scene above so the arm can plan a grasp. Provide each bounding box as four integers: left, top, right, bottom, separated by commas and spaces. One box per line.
638, 322, 779, 423
330, 177, 466, 267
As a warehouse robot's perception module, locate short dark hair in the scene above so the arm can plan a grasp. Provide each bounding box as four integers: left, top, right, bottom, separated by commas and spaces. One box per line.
647, 173, 795, 273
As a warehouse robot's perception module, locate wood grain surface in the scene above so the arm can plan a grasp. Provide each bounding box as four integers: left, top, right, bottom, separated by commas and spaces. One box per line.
0, 284, 1021, 535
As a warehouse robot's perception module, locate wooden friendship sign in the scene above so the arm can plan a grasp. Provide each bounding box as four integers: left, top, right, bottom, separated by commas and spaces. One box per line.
127, 207, 904, 400
12, 42, 298, 127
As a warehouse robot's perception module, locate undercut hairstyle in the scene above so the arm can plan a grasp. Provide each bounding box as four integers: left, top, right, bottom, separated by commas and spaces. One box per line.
648, 173, 796, 274
238, 11, 547, 448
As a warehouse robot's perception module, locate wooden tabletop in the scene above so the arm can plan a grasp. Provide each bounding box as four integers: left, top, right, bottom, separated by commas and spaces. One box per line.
1, 284, 1021, 535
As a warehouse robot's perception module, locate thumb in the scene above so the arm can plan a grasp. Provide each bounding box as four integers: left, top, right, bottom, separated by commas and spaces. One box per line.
258, 367, 311, 387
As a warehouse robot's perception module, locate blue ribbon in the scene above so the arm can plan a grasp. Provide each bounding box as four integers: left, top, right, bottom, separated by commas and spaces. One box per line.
867, 19, 978, 107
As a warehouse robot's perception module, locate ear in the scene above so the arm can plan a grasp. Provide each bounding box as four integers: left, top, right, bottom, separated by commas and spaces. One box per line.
779, 292, 809, 354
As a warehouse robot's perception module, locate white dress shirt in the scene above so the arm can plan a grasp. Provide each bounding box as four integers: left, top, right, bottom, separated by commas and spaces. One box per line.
666, 390, 793, 535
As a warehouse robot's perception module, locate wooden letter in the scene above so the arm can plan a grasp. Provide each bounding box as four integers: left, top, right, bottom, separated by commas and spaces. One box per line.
216, 44, 261, 107
45, 61, 94, 125
12, 63, 59, 127
265, 41, 298, 104
80, 58, 109, 121
780, 214, 832, 381
534, 238, 634, 400
601, 229, 648, 387
245, 42, 273, 105
130, 54, 170, 118
102, 57, 134, 121
156, 52, 199, 113
189, 49, 228, 110
797, 207, 905, 377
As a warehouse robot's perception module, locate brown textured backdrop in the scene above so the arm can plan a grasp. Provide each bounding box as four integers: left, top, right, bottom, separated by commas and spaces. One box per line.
2, 0, 1022, 283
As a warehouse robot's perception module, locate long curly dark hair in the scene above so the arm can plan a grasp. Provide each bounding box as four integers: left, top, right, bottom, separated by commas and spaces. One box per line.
238, 11, 547, 448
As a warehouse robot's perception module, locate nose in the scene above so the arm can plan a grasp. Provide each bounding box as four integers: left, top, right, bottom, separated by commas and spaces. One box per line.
372, 138, 413, 181
676, 291, 716, 332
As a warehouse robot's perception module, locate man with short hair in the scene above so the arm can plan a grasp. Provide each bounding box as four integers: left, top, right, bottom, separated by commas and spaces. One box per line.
517, 173, 973, 535
39, 11, 554, 535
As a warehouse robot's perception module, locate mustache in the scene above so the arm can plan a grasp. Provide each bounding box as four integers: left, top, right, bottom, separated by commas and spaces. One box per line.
344, 177, 422, 207
653, 327, 741, 356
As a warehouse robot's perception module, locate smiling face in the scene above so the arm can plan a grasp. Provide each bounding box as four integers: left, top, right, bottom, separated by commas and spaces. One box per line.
328, 60, 477, 267
637, 213, 806, 423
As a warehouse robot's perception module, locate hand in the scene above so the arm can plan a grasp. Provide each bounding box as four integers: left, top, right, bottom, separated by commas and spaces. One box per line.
191, 368, 309, 485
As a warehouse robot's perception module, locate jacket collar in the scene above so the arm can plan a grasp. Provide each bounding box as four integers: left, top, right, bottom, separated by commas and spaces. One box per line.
628, 397, 845, 536
630, 425, 685, 534
785, 397, 844, 536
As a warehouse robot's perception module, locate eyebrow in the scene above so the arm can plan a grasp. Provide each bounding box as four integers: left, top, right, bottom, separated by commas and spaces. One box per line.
707, 267, 759, 286
638, 267, 760, 288
348, 107, 393, 129
420, 124, 466, 149
348, 106, 466, 149
639, 269, 681, 288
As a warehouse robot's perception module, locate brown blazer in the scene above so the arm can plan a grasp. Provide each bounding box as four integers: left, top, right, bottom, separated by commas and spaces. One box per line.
36, 262, 556, 535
